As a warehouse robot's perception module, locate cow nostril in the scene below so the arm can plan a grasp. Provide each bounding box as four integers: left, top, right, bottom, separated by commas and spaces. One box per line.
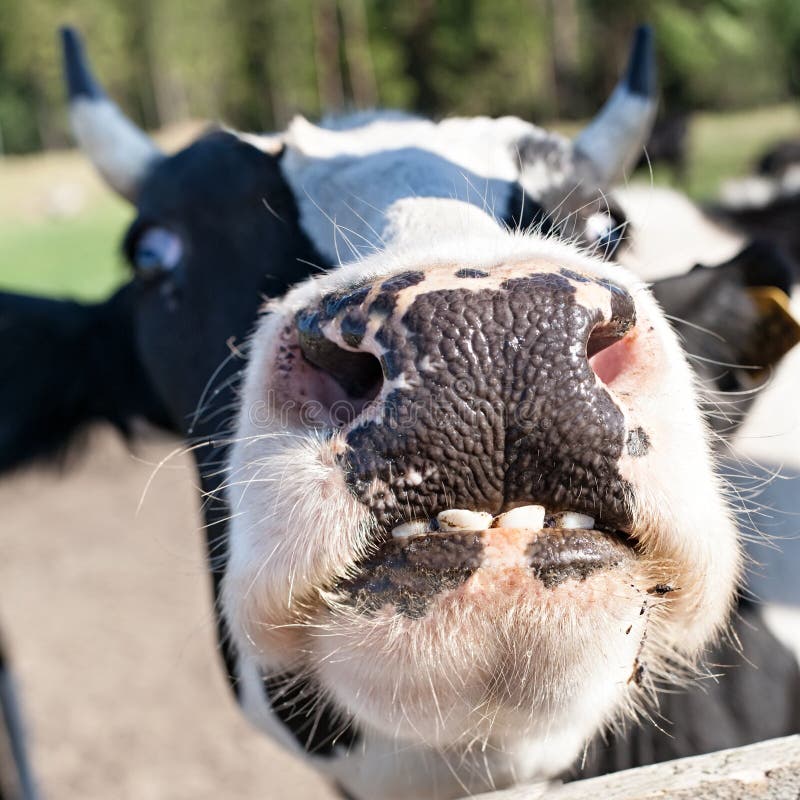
587, 291, 637, 386
586, 320, 632, 360
586, 289, 636, 358
297, 312, 383, 410
301, 336, 383, 401
589, 337, 632, 386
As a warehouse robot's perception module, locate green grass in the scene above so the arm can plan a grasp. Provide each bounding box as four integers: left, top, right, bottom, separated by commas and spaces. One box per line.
686, 104, 800, 199
0, 203, 132, 302
1, 104, 799, 301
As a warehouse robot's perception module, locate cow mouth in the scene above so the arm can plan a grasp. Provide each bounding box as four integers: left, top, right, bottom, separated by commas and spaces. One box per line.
388, 503, 638, 559
335, 503, 639, 617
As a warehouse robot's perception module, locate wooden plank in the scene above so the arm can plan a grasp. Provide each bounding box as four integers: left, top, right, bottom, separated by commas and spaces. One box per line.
472, 735, 800, 800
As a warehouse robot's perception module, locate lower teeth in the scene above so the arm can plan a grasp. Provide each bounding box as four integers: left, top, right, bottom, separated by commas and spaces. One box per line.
391, 521, 430, 539
547, 511, 596, 529
390, 506, 597, 539
492, 505, 545, 530
437, 509, 493, 531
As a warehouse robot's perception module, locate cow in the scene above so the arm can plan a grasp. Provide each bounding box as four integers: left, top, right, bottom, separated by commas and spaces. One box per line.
2, 25, 800, 800
757, 139, 800, 179
714, 137, 800, 267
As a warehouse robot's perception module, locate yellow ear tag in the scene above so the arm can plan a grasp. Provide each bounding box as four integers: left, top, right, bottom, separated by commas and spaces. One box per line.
743, 286, 800, 380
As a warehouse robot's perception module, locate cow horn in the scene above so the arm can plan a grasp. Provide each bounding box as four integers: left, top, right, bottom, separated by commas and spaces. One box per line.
60, 26, 161, 202
573, 25, 658, 185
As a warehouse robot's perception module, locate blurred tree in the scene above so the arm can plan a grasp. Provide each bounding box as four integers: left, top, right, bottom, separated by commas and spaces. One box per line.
314, 0, 345, 112
763, 0, 800, 98
227, 0, 276, 130
547, 0, 581, 118
1, 0, 800, 154
340, 0, 378, 108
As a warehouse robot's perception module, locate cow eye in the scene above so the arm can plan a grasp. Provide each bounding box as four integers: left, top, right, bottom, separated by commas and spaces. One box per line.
130, 227, 183, 278
584, 212, 626, 259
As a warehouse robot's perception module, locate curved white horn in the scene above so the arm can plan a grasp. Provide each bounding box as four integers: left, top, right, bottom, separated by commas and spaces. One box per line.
61, 26, 162, 202
574, 25, 658, 185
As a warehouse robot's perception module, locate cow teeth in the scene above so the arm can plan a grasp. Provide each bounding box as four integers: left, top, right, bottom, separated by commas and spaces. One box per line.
436, 509, 493, 531
492, 505, 545, 530
391, 521, 429, 539
550, 511, 595, 529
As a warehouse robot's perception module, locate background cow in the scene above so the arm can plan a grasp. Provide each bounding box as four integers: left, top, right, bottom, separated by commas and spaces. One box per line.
714, 135, 800, 266
757, 138, 800, 179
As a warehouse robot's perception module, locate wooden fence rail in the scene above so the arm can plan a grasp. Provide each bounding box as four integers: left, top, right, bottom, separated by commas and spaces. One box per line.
472, 735, 800, 800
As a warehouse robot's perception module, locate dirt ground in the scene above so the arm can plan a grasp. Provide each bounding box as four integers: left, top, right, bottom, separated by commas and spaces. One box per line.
0, 429, 335, 800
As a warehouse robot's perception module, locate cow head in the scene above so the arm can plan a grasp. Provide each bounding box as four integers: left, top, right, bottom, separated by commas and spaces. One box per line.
223, 209, 739, 789
59, 29, 324, 442
5, 24, 797, 800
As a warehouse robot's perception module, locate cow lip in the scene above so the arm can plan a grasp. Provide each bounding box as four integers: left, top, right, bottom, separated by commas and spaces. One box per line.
380, 526, 637, 551
352, 527, 637, 580
525, 528, 634, 586
343, 503, 640, 593
332, 527, 637, 618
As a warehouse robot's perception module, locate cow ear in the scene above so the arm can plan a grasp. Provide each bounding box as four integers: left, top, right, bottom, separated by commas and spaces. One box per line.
651, 241, 800, 432
0, 283, 174, 474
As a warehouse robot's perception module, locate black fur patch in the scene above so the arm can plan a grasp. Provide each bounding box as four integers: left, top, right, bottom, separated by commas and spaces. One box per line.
323, 285, 371, 318
527, 530, 628, 587
0, 286, 172, 474
626, 427, 650, 457
560, 268, 591, 284
262, 672, 360, 757
340, 311, 367, 349
336, 534, 484, 618
650, 241, 798, 435
504, 184, 551, 233
455, 268, 490, 279
381, 271, 425, 292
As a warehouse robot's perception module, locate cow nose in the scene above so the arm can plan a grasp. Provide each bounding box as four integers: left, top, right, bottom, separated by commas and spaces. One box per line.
294, 265, 637, 530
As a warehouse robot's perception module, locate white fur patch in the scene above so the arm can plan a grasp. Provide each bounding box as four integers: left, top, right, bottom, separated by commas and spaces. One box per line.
280, 114, 568, 265
614, 185, 744, 280
720, 165, 800, 210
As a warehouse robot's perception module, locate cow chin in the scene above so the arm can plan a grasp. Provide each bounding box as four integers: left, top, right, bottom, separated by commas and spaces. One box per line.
311, 556, 652, 748
222, 232, 740, 762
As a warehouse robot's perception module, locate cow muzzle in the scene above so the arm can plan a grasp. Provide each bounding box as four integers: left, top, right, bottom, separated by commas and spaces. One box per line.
226, 249, 739, 750
286, 263, 641, 596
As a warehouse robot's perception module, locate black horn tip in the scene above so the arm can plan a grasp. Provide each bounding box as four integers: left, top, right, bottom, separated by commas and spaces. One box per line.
623, 24, 656, 98
60, 26, 104, 101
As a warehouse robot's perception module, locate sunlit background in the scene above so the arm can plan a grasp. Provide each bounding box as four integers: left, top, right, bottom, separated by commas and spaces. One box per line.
2, 3, 800, 799
2, 0, 800, 301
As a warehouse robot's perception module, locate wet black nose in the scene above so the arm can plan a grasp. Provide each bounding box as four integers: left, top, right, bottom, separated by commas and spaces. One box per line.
296, 267, 636, 531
